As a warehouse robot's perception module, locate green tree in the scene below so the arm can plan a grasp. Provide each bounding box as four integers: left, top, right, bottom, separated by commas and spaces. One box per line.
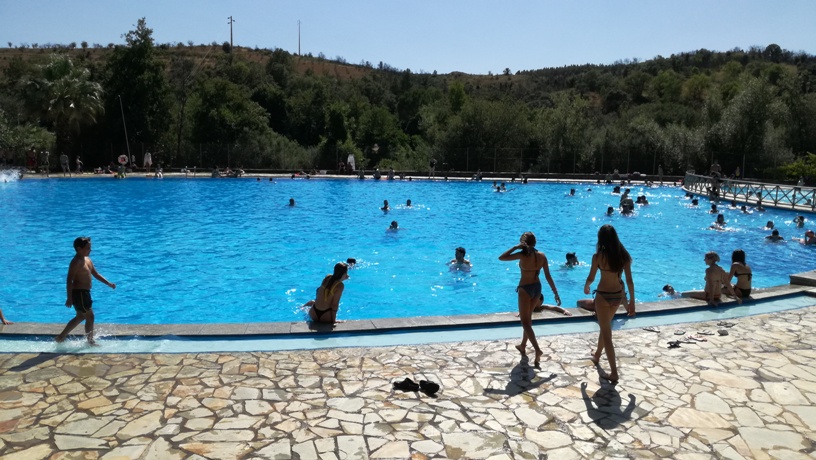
104, 18, 171, 148
19, 54, 103, 155
190, 77, 270, 145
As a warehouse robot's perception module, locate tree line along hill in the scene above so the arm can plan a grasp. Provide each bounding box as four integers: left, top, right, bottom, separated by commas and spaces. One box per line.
1, 19, 815, 181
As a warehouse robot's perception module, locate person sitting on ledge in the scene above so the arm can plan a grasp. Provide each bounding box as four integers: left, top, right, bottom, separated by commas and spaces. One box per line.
681, 251, 731, 307
303, 262, 349, 324
727, 249, 752, 304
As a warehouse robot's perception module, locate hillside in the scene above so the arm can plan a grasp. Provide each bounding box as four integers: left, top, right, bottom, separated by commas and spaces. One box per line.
1, 30, 815, 180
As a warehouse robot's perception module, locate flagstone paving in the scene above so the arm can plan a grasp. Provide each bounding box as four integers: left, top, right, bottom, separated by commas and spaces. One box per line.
2, 307, 816, 459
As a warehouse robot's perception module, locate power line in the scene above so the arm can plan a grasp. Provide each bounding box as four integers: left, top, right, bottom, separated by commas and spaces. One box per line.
227, 16, 235, 52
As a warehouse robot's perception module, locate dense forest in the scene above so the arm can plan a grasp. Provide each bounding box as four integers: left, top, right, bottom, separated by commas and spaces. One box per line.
2, 18, 816, 179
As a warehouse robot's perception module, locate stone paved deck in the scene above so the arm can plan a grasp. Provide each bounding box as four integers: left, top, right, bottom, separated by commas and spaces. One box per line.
2, 305, 816, 459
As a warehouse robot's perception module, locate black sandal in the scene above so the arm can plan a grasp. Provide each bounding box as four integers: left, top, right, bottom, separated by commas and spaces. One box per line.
393, 378, 420, 392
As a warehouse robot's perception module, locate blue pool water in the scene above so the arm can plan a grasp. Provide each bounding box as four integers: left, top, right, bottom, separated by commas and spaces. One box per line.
0, 176, 813, 324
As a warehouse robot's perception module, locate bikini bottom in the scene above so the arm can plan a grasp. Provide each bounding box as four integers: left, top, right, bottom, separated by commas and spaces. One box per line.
516, 282, 542, 300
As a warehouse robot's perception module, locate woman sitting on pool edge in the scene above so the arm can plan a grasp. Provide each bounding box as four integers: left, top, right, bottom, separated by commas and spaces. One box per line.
303, 262, 349, 324
681, 251, 732, 306
727, 249, 752, 304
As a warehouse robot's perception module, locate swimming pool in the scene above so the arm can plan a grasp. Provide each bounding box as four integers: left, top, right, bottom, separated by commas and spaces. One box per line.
1, 176, 813, 324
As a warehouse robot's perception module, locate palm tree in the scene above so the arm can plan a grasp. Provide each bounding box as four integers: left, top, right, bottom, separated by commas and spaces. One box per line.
20, 54, 104, 155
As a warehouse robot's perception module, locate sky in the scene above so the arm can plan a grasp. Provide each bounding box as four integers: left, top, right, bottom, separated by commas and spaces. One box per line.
1, 1, 814, 75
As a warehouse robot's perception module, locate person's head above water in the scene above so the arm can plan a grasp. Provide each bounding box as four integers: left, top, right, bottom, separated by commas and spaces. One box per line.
606, 206, 614, 215
771, 229, 780, 236
455, 247, 467, 261
288, 198, 295, 206
692, 199, 699, 205
766, 220, 774, 228
662, 284, 676, 294
711, 204, 717, 210
566, 252, 578, 265
389, 220, 398, 229
716, 213, 725, 223
406, 199, 412, 207
346, 258, 357, 267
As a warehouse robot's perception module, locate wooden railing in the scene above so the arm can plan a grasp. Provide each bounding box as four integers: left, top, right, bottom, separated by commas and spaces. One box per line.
683, 173, 816, 212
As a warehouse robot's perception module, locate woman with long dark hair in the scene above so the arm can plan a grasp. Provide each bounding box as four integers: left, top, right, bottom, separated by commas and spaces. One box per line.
583, 225, 635, 383
499, 232, 561, 365
306, 262, 349, 323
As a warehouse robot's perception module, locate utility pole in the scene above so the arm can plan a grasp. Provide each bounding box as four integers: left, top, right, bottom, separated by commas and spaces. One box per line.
298, 20, 301, 55
227, 16, 235, 52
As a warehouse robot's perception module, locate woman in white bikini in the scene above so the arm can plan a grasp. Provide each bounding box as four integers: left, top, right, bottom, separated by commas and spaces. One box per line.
305, 262, 349, 324
584, 225, 635, 384
499, 232, 560, 365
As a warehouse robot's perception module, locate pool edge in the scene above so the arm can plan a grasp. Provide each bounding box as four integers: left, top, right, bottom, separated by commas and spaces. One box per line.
3, 274, 815, 339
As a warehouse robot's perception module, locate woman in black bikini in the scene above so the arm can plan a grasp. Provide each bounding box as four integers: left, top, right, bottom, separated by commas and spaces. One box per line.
728, 249, 752, 304
583, 224, 635, 383
305, 262, 349, 324
499, 232, 561, 365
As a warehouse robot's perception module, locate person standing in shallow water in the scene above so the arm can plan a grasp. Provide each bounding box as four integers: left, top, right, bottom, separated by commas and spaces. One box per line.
584, 224, 635, 384
499, 232, 560, 366
56, 237, 116, 345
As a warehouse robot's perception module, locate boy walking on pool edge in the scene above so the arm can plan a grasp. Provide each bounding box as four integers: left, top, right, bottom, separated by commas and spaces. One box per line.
56, 237, 116, 345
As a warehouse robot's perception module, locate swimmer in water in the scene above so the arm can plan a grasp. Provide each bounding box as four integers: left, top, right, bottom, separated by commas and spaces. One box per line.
406, 199, 412, 207
565, 252, 579, 266
387, 221, 399, 231
794, 216, 805, 228
765, 229, 784, 242
710, 213, 726, 229
447, 247, 472, 270
381, 200, 390, 211
606, 206, 614, 216
794, 230, 816, 245
709, 203, 718, 214
659, 284, 680, 298
288, 198, 295, 207
765, 220, 774, 230
691, 199, 699, 206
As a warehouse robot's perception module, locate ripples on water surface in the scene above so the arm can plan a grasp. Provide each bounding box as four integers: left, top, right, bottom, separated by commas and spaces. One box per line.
0, 177, 813, 324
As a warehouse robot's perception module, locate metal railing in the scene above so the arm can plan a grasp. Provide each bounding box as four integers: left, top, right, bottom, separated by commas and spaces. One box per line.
684, 173, 816, 211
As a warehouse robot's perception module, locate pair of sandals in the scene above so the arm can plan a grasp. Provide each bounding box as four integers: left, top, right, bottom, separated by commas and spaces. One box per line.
393, 378, 440, 396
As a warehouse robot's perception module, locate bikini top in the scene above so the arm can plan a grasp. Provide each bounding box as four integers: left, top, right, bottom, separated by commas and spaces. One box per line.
519, 252, 542, 275
319, 282, 339, 302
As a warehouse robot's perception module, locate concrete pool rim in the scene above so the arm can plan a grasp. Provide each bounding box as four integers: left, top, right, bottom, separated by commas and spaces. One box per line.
2, 270, 815, 341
